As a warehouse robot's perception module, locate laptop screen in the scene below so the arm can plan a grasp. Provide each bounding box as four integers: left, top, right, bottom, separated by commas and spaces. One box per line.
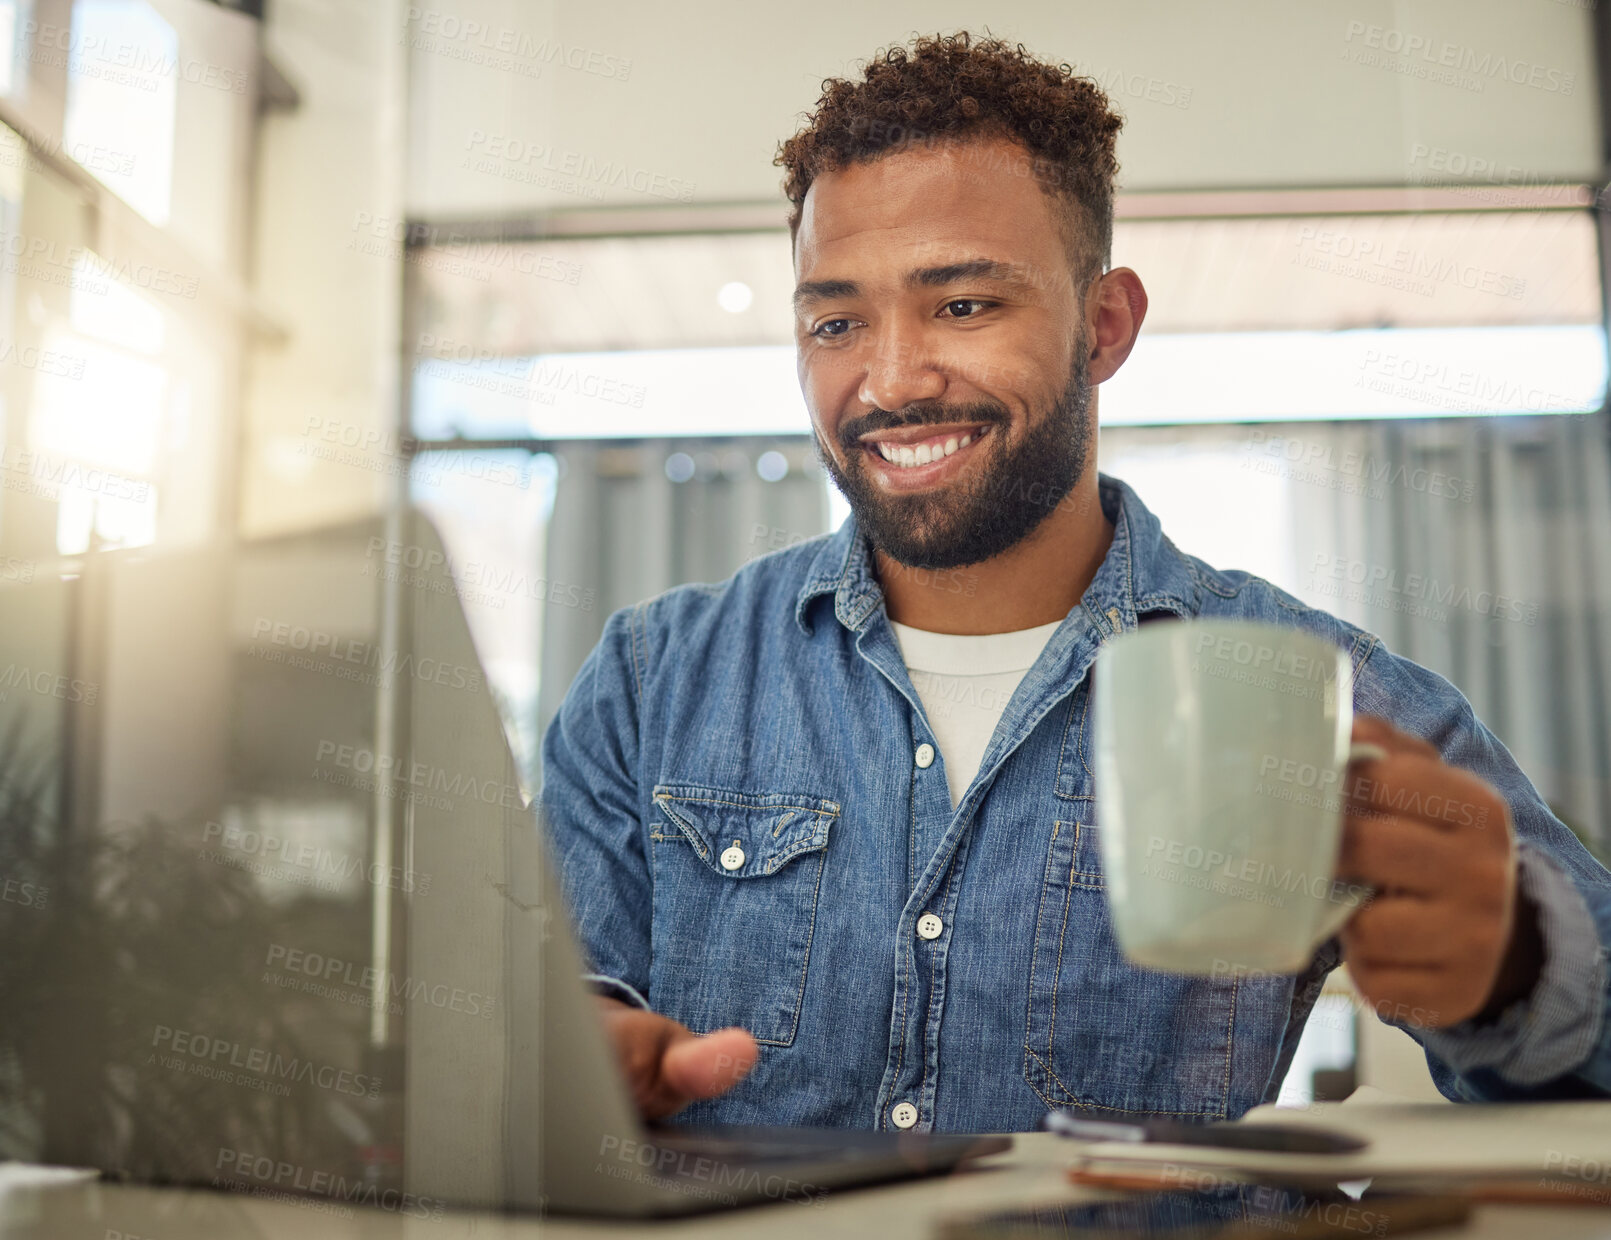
0, 510, 626, 1214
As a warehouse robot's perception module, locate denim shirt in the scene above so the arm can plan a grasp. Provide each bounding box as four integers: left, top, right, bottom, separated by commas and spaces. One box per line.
540, 473, 1611, 1131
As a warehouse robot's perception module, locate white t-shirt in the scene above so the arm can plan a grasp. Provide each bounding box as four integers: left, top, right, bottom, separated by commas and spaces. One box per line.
888, 618, 1064, 809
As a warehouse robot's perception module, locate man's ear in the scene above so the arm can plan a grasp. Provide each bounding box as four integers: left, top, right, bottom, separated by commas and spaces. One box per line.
1087, 268, 1148, 385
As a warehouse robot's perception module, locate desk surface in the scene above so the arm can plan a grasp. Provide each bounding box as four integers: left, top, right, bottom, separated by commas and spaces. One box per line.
4, 1134, 1611, 1239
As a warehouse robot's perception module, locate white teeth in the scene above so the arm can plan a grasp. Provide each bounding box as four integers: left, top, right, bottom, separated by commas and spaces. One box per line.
872, 430, 981, 468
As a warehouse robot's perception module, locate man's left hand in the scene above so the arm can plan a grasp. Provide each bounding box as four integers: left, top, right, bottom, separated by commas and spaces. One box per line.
1337, 714, 1542, 1028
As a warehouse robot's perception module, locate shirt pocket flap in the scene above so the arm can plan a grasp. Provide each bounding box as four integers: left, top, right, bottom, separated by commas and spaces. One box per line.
651, 785, 838, 878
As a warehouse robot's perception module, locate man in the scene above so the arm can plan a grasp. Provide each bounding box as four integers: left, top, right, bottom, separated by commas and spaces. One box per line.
540, 31, 1611, 1131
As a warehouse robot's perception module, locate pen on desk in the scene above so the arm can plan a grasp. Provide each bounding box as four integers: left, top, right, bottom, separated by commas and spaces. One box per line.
1044, 1110, 1368, 1154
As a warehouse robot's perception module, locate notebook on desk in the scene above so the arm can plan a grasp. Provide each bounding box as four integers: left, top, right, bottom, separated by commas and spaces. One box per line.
0, 509, 1007, 1218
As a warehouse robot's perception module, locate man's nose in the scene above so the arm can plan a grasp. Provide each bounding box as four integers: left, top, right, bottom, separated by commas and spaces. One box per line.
857, 330, 947, 413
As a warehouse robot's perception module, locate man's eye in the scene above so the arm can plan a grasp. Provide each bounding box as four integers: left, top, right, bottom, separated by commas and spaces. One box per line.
810, 318, 855, 339
941, 299, 993, 319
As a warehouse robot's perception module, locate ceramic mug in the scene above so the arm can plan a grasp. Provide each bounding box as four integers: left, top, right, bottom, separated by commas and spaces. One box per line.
1092, 619, 1383, 975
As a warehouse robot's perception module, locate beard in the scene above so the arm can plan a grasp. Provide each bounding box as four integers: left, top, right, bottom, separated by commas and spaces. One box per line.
814, 348, 1094, 571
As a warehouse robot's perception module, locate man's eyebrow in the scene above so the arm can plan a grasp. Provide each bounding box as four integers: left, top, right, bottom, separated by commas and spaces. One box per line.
792, 278, 861, 312
792, 258, 1032, 312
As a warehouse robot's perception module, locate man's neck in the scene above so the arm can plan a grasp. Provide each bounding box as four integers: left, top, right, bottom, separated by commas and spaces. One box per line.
874, 471, 1115, 636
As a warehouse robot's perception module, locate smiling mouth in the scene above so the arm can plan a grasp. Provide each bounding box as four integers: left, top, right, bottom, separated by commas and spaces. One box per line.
861, 425, 991, 470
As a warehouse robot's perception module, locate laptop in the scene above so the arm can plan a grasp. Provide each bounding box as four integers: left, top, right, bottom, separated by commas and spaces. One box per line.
0, 508, 1008, 1218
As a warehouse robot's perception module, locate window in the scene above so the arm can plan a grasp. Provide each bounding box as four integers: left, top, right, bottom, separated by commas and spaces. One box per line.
407, 193, 1606, 447
62, 0, 177, 226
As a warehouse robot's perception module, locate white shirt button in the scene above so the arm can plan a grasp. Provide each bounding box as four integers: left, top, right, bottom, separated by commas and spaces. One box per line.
914, 743, 935, 769
916, 913, 944, 940
890, 1102, 919, 1129
720, 844, 746, 871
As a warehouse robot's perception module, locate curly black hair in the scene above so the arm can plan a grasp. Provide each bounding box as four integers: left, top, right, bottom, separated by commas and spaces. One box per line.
775, 30, 1124, 286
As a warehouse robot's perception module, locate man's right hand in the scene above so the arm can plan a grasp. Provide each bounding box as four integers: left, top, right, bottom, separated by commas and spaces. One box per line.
594, 997, 759, 1120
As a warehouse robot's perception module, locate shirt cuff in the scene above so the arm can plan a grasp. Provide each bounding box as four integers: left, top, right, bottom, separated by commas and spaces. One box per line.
1413, 843, 1606, 1087
584, 973, 652, 1011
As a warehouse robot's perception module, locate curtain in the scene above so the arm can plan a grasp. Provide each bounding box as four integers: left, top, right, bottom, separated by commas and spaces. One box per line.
536, 438, 828, 750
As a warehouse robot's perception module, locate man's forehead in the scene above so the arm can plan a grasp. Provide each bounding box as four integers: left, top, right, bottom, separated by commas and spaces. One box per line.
795, 137, 1063, 257
795, 138, 1062, 275
803, 144, 1030, 231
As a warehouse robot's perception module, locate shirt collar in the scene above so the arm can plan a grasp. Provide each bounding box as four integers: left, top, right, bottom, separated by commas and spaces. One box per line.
793, 472, 1200, 638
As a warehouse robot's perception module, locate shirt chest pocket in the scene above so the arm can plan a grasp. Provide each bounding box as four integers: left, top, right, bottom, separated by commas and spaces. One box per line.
648, 784, 839, 1047
1024, 820, 1239, 1119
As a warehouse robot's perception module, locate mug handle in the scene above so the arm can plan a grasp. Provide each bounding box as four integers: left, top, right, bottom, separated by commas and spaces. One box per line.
1313, 741, 1392, 941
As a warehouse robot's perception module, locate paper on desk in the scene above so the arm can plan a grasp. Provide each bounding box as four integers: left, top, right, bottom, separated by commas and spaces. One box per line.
1059, 1091, 1611, 1185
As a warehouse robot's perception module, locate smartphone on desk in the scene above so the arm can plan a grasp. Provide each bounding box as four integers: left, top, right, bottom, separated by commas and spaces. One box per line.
934, 1181, 1471, 1239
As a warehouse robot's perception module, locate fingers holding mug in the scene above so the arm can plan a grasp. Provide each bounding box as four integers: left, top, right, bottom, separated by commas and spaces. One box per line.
1334, 716, 1518, 1026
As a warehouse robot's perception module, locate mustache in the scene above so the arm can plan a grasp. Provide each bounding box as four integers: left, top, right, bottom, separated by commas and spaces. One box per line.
838, 401, 1010, 450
